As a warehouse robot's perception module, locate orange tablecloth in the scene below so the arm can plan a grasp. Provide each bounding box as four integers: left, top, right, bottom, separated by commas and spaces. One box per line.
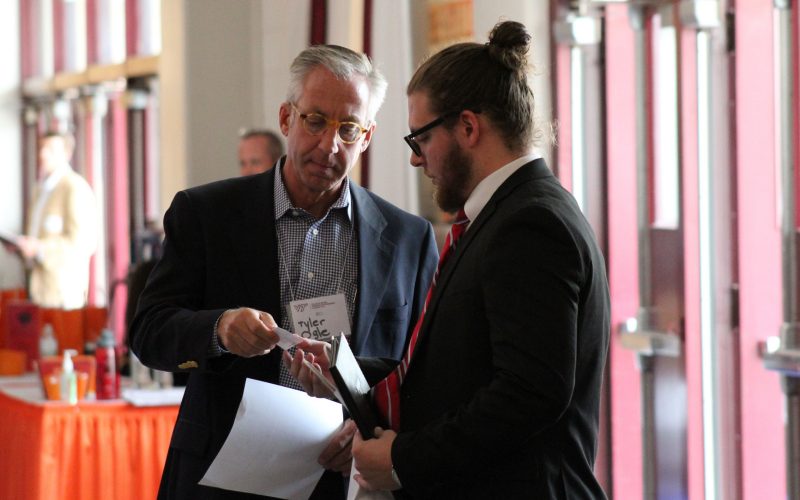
0, 377, 178, 500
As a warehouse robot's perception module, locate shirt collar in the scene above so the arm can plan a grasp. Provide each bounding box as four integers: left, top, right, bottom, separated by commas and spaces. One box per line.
463, 152, 541, 227
273, 164, 353, 221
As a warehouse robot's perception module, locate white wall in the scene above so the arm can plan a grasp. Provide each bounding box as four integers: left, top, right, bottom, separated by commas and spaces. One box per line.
184, 0, 263, 187
260, 1, 310, 135
159, 0, 281, 213
155, 1, 552, 222
368, 1, 420, 214
0, 1, 24, 289
473, 0, 553, 165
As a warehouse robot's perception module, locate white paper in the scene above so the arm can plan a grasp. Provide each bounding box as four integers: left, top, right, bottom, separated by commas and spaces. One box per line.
122, 387, 185, 406
200, 378, 343, 500
275, 326, 303, 350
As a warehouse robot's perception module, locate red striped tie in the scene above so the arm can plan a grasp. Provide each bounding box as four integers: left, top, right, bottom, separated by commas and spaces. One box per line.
373, 209, 469, 431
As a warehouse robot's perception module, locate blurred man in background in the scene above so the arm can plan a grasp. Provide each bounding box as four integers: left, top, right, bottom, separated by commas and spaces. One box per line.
5, 131, 98, 309
238, 128, 284, 176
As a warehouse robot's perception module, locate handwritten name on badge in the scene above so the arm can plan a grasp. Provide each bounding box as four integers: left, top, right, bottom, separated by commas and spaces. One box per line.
289, 293, 351, 342
298, 317, 328, 340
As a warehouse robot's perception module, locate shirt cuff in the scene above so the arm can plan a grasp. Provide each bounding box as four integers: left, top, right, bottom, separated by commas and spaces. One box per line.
208, 311, 229, 357
391, 467, 402, 488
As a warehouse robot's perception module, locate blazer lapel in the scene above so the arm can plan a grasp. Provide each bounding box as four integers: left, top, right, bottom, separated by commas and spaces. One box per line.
350, 184, 395, 354
230, 170, 282, 319
411, 159, 551, 355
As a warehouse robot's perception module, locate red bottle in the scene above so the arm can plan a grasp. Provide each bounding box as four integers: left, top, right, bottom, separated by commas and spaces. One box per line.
95, 329, 121, 400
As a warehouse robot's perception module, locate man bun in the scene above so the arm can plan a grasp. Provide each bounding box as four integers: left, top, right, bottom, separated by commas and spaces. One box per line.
487, 21, 531, 72
407, 19, 538, 153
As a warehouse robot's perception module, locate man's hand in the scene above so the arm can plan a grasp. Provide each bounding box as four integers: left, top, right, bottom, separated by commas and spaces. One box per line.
353, 427, 400, 491
216, 308, 280, 357
282, 338, 335, 398
318, 419, 356, 475
14, 235, 40, 260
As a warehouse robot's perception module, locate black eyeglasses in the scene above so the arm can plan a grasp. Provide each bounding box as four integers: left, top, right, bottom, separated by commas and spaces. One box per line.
290, 103, 369, 144
403, 109, 480, 157
403, 112, 458, 157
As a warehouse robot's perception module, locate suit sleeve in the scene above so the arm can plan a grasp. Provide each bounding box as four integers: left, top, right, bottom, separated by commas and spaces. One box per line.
391, 206, 586, 488
128, 191, 231, 373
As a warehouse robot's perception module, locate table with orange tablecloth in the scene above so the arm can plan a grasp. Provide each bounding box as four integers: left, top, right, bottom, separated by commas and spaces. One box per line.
0, 375, 179, 500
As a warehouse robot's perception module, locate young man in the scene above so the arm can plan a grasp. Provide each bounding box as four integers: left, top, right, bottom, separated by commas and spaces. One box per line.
130, 45, 438, 499
289, 21, 610, 499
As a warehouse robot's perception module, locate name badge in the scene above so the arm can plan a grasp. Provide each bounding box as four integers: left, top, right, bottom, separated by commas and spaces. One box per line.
289, 293, 351, 342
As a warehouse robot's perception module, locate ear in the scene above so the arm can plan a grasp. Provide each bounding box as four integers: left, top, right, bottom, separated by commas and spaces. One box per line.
278, 103, 292, 136
457, 110, 481, 148
360, 122, 377, 152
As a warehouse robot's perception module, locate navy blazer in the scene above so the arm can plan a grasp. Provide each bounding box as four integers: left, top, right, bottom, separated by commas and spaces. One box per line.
130, 167, 438, 499
390, 159, 610, 499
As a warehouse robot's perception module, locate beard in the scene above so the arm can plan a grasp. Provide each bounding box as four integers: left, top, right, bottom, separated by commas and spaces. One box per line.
433, 141, 474, 213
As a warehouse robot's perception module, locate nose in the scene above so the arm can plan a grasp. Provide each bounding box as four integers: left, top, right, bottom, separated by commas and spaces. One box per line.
409, 150, 423, 168
318, 126, 340, 154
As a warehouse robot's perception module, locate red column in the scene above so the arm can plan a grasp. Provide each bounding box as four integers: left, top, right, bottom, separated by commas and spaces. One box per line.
360, 0, 372, 189
83, 104, 98, 306
108, 96, 130, 345
86, 0, 98, 65
734, 1, 785, 498
21, 0, 36, 78
310, 0, 326, 45
604, 5, 643, 499
52, 0, 65, 73
552, 31, 571, 188
126, 0, 139, 56
677, 19, 704, 500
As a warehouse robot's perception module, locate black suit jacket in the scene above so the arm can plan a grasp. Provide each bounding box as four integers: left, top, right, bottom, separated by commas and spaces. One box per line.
390, 160, 610, 499
129, 168, 438, 499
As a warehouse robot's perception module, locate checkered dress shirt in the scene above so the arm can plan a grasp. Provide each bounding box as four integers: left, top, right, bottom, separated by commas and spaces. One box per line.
273, 166, 359, 389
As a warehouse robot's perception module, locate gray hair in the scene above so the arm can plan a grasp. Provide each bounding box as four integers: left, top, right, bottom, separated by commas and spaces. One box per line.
286, 45, 388, 122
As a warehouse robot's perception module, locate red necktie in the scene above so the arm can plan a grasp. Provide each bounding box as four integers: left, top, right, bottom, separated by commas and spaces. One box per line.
373, 209, 469, 431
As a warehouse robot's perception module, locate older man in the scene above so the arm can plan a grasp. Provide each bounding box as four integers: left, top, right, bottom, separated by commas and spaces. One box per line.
129, 44, 438, 499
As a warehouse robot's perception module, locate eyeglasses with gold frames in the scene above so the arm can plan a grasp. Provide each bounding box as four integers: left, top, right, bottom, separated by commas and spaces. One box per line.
290, 103, 369, 144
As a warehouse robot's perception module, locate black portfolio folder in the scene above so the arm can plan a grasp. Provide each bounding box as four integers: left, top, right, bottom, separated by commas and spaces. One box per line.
328, 334, 379, 439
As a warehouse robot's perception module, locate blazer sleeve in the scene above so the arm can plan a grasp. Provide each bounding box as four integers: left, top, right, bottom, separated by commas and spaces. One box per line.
128, 190, 230, 373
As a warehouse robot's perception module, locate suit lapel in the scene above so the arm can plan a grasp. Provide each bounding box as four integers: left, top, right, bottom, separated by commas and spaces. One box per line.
350, 184, 395, 354
230, 170, 282, 319
410, 159, 552, 357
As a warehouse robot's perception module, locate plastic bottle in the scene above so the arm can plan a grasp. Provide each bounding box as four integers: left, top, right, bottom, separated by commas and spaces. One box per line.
39, 323, 58, 358
95, 329, 120, 400
59, 349, 78, 405
83, 339, 96, 356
